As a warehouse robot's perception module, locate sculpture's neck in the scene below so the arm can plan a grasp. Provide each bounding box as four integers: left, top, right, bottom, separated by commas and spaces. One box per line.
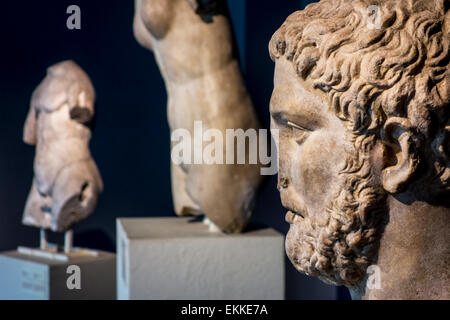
352, 195, 450, 300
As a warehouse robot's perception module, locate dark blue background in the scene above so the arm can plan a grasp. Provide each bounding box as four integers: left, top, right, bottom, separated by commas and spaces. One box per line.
0, 0, 350, 300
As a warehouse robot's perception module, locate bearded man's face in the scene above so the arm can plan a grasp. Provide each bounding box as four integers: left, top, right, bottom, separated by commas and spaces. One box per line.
270, 58, 387, 287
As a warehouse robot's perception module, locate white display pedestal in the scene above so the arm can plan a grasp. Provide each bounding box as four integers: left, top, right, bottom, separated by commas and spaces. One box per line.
117, 217, 285, 300
0, 249, 116, 300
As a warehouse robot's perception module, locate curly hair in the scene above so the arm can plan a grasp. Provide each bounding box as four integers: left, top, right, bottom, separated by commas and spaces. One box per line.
270, 0, 449, 198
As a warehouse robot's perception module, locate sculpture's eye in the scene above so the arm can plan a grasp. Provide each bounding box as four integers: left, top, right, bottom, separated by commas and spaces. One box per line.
287, 120, 311, 145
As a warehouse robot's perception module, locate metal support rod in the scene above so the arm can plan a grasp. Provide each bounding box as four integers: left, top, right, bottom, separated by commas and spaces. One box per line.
64, 230, 73, 254
40, 228, 48, 250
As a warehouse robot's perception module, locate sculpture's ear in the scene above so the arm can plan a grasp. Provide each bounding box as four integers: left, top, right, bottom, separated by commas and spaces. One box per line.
69, 91, 93, 125
23, 104, 37, 145
381, 117, 420, 193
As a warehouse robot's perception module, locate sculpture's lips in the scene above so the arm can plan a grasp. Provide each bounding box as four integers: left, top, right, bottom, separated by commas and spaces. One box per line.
285, 210, 304, 224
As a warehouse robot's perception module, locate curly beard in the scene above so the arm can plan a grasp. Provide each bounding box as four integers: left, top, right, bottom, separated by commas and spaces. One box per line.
285, 149, 388, 288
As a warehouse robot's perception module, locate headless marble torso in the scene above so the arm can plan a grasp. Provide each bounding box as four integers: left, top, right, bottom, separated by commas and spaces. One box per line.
23, 61, 103, 232
134, 0, 262, 233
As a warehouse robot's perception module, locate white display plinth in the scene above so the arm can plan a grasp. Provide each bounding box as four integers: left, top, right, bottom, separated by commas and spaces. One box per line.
117, 217, 285, 300
0, 249, 116, 300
